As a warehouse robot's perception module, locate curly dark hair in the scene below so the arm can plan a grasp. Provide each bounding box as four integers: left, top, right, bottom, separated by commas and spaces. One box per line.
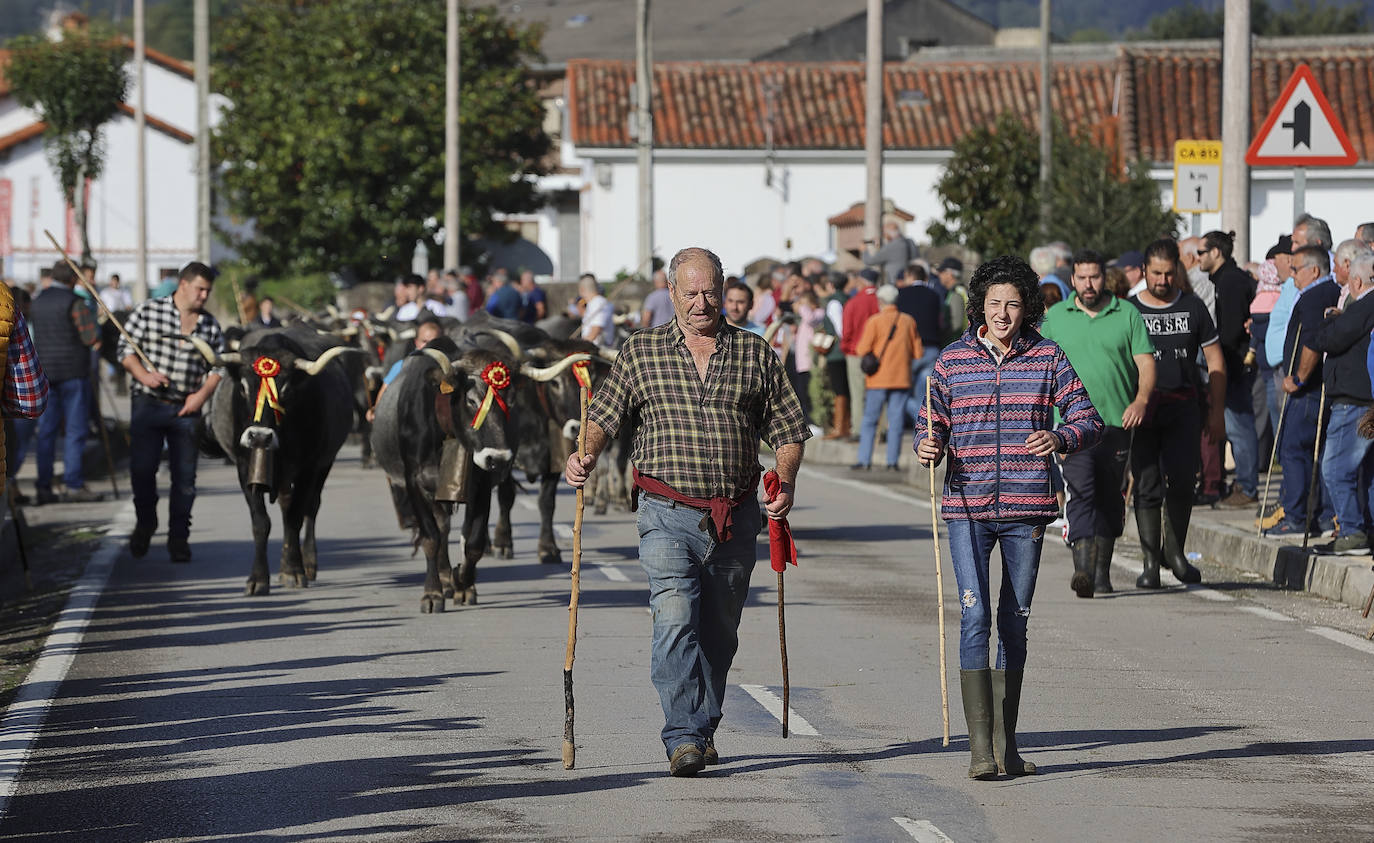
966, 255, 1046, 330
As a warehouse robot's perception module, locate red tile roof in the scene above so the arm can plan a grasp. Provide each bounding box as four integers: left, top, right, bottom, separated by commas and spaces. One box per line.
1121, 40, 1374, 164
569, 39, 1374, 163
569, 58, 1119, 151
0, 121, 46, 154
1, 110, 192, 155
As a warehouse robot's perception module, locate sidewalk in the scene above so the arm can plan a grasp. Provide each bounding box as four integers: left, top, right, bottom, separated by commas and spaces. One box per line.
801, 434, 1374, 614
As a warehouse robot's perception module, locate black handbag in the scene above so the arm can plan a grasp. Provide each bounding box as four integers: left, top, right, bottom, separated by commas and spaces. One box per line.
860, 315, 899, 376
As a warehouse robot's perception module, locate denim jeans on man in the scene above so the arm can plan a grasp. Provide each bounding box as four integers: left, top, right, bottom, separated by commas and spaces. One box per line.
637, 493, 761, 757
857, 388, 908, 467
1321, 402, 1374, 536
946, 519, 1043, 671
35, 377, 89, 491
1277, 390, 1332, 528
1224, 368, 1259, 497
905, 346, 941, 423
130, 396, 201, 540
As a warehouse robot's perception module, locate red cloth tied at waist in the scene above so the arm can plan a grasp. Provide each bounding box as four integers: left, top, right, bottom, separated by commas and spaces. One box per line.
632, 468, 759, 543
763, 469, 797, 573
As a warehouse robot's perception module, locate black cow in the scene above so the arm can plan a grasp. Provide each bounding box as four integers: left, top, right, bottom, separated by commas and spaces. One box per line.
193, 325, 360, 595
371, 337, 518, 612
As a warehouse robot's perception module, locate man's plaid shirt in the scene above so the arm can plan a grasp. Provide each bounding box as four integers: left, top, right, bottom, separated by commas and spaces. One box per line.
588, 318, 811, 499
2, 315, 49, 419
118, 295, 224, 400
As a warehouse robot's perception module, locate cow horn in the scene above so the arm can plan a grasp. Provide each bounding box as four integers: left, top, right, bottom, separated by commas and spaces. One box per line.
420, 347, 454, 379
164, 333, 238, 367
597, 348, 619, 363
378, 305, 396, 321
520, 353, 592, 382
397, 327, 417, 341
292, 345, 360, 376
485, 328, 524, 360
325, 304, 340, 319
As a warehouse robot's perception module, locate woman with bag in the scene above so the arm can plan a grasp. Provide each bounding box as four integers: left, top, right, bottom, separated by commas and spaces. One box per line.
853, 285, 921, 470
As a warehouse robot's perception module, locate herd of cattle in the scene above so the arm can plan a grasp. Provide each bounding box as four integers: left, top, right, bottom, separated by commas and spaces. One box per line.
144, 310, 623, 612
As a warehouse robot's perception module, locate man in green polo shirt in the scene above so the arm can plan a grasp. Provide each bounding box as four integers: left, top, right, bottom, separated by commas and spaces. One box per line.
1041, 248, 1156, 597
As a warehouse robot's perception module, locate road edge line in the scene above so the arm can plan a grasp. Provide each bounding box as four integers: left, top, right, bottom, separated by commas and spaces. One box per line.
0, 501, 135, 818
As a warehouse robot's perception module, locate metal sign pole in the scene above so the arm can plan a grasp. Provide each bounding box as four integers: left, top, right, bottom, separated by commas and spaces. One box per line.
1293, 167, 1306, 220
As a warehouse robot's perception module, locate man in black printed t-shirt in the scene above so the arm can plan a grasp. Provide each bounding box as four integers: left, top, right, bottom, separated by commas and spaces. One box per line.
1129, 239, 1226, 589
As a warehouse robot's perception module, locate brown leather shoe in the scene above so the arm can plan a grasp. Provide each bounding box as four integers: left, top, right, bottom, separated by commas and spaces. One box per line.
668, 744, 705, 777
1220, 489, 1258, 509
703, 737, 719, 765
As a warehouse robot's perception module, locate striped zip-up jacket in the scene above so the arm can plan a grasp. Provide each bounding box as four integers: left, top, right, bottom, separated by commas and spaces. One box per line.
915, 326, 1103, 522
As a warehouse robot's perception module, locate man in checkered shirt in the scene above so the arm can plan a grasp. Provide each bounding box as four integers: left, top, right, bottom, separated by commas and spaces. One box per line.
565, 246, 810, 777
118, 262, 224, 562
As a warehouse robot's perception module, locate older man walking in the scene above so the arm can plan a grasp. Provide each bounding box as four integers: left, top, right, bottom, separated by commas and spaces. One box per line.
566, 246, 810, 777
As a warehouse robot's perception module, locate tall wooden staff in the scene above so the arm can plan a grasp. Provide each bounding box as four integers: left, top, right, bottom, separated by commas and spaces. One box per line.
926, 378, 950, 747
1258, 325, 1301, 536
43, 231, 157, 373
562, 389, 589, 769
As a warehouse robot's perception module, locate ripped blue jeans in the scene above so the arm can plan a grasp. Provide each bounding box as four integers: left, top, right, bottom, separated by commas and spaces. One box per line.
945, 519, 1044, 671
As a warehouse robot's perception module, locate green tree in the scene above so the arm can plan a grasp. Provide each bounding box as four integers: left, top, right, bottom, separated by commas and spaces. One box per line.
5, 26, 129, 264
212, 0, 551, 282
1132, 0, 1366, 39
926, 112, 1179, 260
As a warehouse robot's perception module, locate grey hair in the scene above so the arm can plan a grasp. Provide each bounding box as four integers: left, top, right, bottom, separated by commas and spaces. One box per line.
1356, 222, 1374, 244
1294, 244, 1332, 276
1298, 215, 1334, 251
667, 247, 725, 290
1351, 253, 1374, 285
1336, 239, 1374, 266
1028, 245, 1056, 277
1047, 241, 1073, 263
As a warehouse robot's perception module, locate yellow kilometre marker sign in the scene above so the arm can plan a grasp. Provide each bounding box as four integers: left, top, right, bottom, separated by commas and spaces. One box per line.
1173, 140, 1222, 214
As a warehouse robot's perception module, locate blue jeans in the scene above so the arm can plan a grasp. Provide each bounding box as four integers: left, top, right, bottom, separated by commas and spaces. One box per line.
7, 417, 37, 475
636, 494, 760, 756
858, 388, 908, 467
1224, 370, 1259, 497
1321, 402, 1374, 536
130, 396, 201, 540
1277, 390, 1332, 527
35, 377, 90, 490
946, 519, 1044, 671
906, 346, 941, 419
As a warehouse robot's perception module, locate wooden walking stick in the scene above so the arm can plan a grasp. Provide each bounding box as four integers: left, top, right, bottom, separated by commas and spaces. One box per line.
562, 388, 589, 769
43, 231, 159, 374
1259, 325, 1302, 536
1302, 382, 1328, 552
925, 378, 951, 747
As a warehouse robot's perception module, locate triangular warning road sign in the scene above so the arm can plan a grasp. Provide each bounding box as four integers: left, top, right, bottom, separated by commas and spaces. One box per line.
1246, 63, 1358, 166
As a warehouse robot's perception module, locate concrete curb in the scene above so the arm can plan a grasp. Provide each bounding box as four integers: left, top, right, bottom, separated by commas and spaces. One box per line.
798, 435, 1374, 614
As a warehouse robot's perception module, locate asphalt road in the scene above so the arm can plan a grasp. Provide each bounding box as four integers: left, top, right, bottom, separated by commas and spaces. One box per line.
1, 445, 1372, 842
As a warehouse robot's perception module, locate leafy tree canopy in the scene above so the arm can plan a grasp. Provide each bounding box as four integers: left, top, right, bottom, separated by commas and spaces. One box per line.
213, 0, 551, 283
1133, 0, 1369, 39
6, 24, 130, 262
927, 112, 1180, 260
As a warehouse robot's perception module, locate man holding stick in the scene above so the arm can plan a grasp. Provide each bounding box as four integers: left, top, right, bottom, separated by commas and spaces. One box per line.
119, 262, 224, 562
565, 246, 810, 778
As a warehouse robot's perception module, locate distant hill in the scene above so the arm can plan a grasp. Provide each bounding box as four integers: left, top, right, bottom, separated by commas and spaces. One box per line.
3, 0, 1372, 58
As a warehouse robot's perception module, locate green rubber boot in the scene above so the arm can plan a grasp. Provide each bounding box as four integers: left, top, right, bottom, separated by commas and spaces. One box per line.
991, 669, 1037, 776
959, 669, 998, 780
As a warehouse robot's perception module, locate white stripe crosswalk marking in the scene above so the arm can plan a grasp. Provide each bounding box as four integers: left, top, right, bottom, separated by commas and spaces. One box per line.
893, 817, 956, 842
1307, 625, 1374, 655
738, 684, 820, 736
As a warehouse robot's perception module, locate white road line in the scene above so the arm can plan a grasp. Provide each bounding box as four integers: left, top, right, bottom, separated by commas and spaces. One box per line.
738, 684, 819, 736
1238, 605, 1296, 622
554, 524, 574, 540
517, 497, 539, 512
1185, 585, 1235, 602
598, 564, 629, 582
799, 467, 931, 512
893, 817, 956, 843
0, 502, 135, 818
1307, 625, 1374, 656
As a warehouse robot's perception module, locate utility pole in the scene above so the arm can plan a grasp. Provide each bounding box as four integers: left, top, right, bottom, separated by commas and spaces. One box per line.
863, 0, 883, 247
635, 0, 653, 278
1038, 0, 1052, 239
194, 0, 210, 264
133, 0, 148, 301
444, 0, 461, 271
1222, 0, 1251, 261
